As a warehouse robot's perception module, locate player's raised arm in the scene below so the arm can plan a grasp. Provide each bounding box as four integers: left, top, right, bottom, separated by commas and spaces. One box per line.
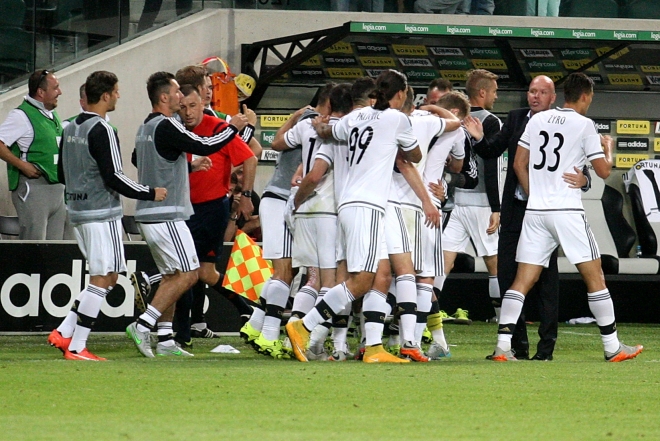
271, 106, 313, 151
590, 134, 613, 179
418, 104, 461, 132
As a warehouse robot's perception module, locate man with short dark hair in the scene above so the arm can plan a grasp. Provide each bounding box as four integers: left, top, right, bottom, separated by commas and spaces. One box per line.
172, 84, 257, 348
0, 69, 71, 240
468, 75, 589, 360
49, 71, 166, 361
492, 72, 643, 362
126, 71, 248, 358
424, 78, 453, 106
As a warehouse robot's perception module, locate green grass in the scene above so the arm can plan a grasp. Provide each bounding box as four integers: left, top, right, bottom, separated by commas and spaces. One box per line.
0, 323, 657, 441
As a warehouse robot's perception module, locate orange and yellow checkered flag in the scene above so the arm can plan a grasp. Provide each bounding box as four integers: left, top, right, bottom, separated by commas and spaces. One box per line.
222, 230, 273, 301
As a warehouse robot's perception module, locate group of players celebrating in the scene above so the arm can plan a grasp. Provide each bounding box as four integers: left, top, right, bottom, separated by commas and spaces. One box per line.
46, 63, 642, 363
244, 68, 643, 364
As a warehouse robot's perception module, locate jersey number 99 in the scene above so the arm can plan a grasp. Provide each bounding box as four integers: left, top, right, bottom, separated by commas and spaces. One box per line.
348, 126, 373, 166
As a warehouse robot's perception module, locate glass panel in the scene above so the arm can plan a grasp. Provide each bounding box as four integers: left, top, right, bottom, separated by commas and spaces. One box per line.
0, 0, 35, 90
3, 0, 660, 93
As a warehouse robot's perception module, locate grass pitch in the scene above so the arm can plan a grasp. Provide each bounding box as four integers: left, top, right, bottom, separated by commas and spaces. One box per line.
0, 322, 657, 441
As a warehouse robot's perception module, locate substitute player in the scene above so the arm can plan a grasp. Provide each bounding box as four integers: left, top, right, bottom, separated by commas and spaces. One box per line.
126, 71, 248, 358
49, 71, 166, 360
492, 72, 643, 362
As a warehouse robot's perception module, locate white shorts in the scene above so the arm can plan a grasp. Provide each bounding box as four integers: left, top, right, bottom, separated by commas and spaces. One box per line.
260, 197, 293, 260
442, 205, 498, 257
418, 221, 444, 277
338, 206, 384, 274
74, 219, 126, 276
138, 221, 200, 275
385, 203, 411, 255
401, 207, 423, 272
292, 216, 337, 269
517, 212, 600, 268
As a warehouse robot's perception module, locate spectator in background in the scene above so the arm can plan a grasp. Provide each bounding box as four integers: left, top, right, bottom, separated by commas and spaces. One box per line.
225, 168, 261, 243
414, 0, 465, 14
331, 0, 384, 12
456, 0, 494, 14
528, 0, 560, 16
0, 69, 73, 240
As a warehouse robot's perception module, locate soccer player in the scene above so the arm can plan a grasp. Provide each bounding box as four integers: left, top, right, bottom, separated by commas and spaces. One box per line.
280, 84, 354, 360
439, 69, 502, 322
239, 88, 327, 358
49, 71, 166, 361
286, 69, 422, 363
468, 74, 590, 360
492, 72, 643, 362
387, 87, 459, 361
294, 78, 385, 362
126, 71, 248, 358
415, 91, 471, 359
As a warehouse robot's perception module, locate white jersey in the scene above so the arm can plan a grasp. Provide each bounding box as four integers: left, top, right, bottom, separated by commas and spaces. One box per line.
424, 129, 466, 207
332, 106, 417, 213
285, 117, 336, 217
391, 110, 446, 210
519, 107, 604, 214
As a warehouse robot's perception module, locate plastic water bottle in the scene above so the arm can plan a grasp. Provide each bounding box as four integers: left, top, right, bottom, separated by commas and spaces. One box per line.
636, 245, 642, 258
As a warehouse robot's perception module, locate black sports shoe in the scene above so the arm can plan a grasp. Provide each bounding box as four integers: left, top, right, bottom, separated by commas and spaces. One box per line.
174, 338, 193, 350
131, 271, 151, 314
191, 326, 219, 339
531, 353, 553, 361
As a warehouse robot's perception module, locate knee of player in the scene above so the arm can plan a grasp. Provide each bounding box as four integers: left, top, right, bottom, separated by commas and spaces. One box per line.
183, 270, 200, 290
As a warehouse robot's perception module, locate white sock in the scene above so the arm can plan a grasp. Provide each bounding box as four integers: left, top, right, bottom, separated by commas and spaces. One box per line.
191, 322, 206, 330
68, 285, 108, 352
248, 279, 272, 332
489, 275, 501, 319
137, 304, 161, 332
588, 289, 619, 353
396, 274, 417, 343
309, 323, 331, 352
497, 290, 526, 352
331, 303, 352, 353
363, 290, 391, 347
302, 283, 354, 331
262, 279, 290, 341
290, 286, 318, 320
57, 290, 86, 338
157, 321, 174, 346
414, 283, 433, 345
499, 290, 525, 326
432, 328, 448, 350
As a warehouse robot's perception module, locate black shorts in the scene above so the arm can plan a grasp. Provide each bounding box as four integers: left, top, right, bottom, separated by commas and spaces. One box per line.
186, 196, 229, 263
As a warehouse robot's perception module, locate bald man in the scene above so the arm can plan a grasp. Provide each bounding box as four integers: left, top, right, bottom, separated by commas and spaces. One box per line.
467, 75, 590, 360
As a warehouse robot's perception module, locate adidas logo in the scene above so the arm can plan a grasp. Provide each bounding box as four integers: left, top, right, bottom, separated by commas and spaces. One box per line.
499, 327, 511, 333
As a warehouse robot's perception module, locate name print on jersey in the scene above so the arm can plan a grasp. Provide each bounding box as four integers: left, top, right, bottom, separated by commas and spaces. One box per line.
547, 115, 566, 125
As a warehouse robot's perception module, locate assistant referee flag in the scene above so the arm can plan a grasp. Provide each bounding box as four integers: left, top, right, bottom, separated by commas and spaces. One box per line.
222, 230, 273, 301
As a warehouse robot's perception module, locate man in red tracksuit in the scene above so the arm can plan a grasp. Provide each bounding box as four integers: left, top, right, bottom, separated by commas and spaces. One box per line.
174, 83, 258, 347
